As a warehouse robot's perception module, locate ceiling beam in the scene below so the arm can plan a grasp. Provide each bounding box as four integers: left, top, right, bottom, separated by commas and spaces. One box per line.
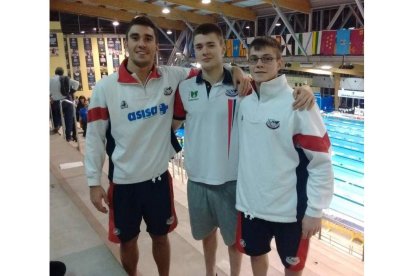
267, 14, 280, 35
350, 6, 364, 27
168, 0, 256, 21
50, 0, 186, 30
272, 5, 308, 57
81, 0, 216, 25
340, 7, 354, 29
261, 0, 311, 14
222, 16, 248, 49
354, 0, 364, 20
327, 4, 346, 30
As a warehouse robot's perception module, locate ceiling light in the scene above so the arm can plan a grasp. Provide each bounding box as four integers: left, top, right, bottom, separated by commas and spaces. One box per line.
113, 21, 119, 26
246, 26, 250, 29
93, 27, 97, 31
202, 0, 211, 3
162, 2, 170, 14
348, 27, 355, 30
80, 30, 85, 34
276, 23, 281, 26
166, 30, 172, 35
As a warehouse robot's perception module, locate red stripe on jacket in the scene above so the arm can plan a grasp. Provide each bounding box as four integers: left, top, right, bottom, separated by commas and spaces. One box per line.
88, 107, 109, 123
292, 132, 331, 153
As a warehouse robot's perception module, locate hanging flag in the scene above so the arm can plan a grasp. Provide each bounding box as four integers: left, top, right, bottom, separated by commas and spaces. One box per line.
278, 35, 287, 56
350, 29, 364, 55
295, 32, 313, 56
271, 35, 286, 56
225, 39, 233, 57
239, 39, 247, 57
335, 29, 351, 55
294, 33, 304, 55
312, 31, 322, 55
320, 30, 336, 55
233, 39, 240, 57
285, 34, 296, 56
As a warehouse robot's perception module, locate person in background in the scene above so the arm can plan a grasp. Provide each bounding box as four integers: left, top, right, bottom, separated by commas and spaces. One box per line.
76, 96, 87, 122
235, 36, 334, 276
49, 67, 79, 141
79, 99, 88, 137
71, 95, 88, 140
172, 24, 315, 276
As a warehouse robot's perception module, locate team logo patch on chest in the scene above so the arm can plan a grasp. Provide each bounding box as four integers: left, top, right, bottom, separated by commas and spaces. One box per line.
266, 119, 280, 129
189, 90, 199, 101
120, 100, 128, 109
225, 89, 238, 97
164, 86, 173, 96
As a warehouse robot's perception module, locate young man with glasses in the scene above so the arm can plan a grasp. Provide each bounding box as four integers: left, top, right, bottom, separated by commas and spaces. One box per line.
173, 25, 315, 276
236, 36, 334, 276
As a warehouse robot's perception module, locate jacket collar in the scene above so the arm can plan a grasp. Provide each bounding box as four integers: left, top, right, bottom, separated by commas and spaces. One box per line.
195, 67, 232, 85
254, 74, 290, 102
118, 58, 161, 84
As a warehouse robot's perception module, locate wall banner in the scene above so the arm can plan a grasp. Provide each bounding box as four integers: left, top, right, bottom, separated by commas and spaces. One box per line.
69, 37, 83, 90
50, 33, 59, 56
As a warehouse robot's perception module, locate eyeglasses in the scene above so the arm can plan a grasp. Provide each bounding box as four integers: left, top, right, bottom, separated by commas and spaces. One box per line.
248, 56, 278, 64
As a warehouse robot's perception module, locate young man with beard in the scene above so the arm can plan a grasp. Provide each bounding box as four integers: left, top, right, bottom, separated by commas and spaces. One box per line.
84, 16, 251, 276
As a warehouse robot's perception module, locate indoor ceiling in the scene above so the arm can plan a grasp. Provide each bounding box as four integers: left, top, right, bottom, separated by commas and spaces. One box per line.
50, 0, 364, 76
50, 0, 363, 33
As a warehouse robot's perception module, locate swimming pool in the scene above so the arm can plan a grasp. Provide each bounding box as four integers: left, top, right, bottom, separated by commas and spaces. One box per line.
323, 115, 364, 225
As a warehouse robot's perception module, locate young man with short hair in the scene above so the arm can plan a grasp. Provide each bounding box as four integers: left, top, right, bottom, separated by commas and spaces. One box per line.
85, 16, 250, 276
236, 36, 334, 276
173, 25, 315, 276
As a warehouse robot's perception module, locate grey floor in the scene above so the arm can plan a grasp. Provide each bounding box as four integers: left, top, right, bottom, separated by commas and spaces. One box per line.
50, 171, 127, 276
50, 130, 364, 276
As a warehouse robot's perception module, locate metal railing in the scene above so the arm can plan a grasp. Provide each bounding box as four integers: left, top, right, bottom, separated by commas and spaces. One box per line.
170, 150, 186, 183
59, 99, 80, 151
319, 213, 364, 261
